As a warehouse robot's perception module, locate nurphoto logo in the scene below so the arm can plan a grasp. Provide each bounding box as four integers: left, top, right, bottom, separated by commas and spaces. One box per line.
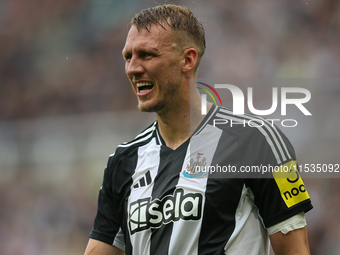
198, 82, 312, 128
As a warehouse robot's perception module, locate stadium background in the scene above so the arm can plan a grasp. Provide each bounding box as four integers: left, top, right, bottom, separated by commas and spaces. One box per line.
0, 0, 339, 254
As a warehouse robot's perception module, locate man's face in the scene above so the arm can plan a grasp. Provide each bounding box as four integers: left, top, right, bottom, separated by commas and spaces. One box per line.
122, 24, 184, 113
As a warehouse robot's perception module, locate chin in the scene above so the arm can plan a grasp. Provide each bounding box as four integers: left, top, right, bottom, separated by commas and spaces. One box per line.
138, 105, 158, 113
138, 100, 166, 113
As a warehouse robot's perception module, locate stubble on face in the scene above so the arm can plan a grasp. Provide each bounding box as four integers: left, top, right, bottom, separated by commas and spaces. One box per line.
126, 25, 184, 114
138, 71, 181, 113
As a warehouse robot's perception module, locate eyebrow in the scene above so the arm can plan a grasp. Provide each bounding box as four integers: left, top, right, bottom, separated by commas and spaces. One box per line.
142, 47, 160, 54
122, 46, 160, 59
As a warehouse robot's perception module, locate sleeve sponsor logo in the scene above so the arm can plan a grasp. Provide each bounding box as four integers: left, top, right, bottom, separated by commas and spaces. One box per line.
272, 161, 310, 208
129, 188, 203, 235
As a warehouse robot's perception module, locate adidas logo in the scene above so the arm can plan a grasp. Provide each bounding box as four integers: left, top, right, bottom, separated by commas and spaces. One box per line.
133, 170, 152, 189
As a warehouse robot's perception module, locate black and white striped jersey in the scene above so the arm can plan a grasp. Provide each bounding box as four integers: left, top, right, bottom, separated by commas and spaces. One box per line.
89, 105, 313, 255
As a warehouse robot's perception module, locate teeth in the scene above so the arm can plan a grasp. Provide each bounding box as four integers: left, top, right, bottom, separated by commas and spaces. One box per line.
136, 82, 153, 87
140, 89, 152, 93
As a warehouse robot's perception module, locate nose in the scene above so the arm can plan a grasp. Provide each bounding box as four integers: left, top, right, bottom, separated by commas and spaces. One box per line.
126, 56, 145, 77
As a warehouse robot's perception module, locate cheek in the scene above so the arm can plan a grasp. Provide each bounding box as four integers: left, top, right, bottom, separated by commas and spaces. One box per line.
161, 60, 181, 76
149, 57, 182, 80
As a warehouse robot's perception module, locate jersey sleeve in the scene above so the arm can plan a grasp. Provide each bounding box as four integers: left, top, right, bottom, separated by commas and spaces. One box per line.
248, 170, 312, 228
89, 155, 122, 245
244, 125, 313, 229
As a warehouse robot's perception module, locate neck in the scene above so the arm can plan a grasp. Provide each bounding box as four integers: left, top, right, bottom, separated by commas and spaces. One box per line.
156, 88, 212, 150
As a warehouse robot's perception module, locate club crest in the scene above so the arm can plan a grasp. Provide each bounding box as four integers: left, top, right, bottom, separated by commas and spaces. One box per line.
183, 153, 207, 178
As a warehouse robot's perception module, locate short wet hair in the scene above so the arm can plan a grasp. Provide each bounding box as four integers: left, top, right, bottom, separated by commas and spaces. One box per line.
130, 4, 206, 69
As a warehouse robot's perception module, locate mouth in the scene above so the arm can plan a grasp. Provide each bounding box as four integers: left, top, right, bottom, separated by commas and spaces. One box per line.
136, 82, 154, 96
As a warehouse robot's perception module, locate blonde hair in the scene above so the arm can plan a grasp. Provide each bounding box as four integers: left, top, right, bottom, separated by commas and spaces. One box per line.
130, 4, 206, 70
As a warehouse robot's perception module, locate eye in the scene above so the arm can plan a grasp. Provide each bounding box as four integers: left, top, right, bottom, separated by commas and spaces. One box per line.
125, 54, 132, 61
143, 52, 153, 59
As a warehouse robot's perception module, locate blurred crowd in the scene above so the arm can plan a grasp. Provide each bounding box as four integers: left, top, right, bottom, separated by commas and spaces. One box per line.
0, 169, 95, 254
1, 0, 339, 120
0, 0, 339, 254
0, 0, 138, 120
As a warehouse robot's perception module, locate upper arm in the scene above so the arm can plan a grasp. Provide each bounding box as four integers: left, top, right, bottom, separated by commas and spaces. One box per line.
84, 239, 125, 255
270, 226, 310, 255
89, 157, 123, 246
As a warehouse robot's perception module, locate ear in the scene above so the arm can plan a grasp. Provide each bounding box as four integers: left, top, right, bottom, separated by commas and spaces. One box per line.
182, 48, 198, 74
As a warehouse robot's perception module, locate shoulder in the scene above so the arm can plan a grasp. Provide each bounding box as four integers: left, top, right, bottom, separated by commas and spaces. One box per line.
210, 106, 295, 165
108, 121, 158, 161
103, 121, 158, 184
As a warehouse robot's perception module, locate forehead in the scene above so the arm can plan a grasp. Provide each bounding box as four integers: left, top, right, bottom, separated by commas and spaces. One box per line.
123, 24, 177, 52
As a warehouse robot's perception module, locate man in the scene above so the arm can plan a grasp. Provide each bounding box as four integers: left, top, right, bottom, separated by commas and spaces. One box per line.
84, 4, 312, 255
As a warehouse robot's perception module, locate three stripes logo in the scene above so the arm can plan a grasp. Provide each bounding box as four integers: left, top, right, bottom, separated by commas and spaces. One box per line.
133, 170, 152, 189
